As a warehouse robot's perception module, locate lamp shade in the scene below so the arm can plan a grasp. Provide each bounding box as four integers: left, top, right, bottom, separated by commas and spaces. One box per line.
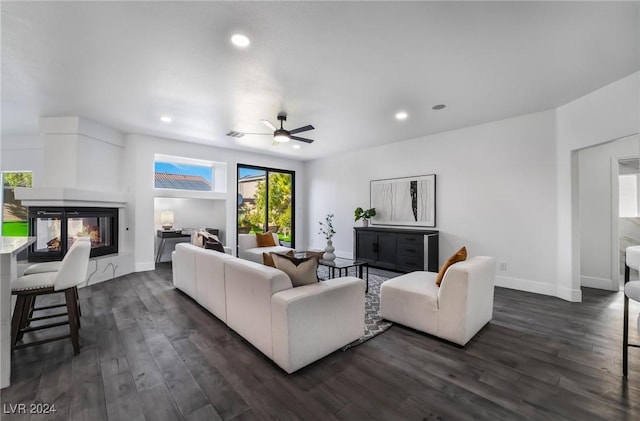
160, 210, 174, 229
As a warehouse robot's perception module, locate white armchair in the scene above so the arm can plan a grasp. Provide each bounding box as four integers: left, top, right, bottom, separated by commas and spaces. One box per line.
237, 233, 294, 264
380, 256, 496, 346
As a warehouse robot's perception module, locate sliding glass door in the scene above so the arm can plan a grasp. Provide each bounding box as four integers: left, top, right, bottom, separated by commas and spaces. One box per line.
237, 165, 295, 248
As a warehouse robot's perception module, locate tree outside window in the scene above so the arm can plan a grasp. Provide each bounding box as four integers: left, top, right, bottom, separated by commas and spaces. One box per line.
2, 172, 32, 236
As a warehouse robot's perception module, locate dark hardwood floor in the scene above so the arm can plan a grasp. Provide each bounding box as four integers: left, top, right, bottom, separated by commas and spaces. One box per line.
2, 263, 640, 420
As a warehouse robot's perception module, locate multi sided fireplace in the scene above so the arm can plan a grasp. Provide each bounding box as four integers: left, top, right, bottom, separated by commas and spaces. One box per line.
28, 207, 118, 262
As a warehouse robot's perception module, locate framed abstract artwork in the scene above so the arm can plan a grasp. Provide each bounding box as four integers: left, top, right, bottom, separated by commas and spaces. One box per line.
370, 174, 436, 227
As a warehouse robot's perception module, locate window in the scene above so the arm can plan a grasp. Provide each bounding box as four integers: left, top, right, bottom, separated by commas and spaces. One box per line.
1, 171, 32, 236
154, 154, 227, 193
237, 165, 294, 247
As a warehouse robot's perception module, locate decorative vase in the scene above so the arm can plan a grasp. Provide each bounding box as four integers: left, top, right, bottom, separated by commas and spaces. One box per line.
323, 240, 336, 261
362, 219, 369, 227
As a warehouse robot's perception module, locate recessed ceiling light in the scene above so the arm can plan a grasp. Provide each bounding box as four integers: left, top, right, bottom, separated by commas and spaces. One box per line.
160, 116, 172, 123
292, 144, 301, 149
395, 111, 408, 120
231, 34, 250, 48
432, 104, 446, 110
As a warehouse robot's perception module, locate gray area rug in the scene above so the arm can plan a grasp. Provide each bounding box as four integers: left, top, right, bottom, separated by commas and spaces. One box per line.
317, 267, 393, 350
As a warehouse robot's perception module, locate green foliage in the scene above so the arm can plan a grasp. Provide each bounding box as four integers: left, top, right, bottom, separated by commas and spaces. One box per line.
2, 221, 28, 236
3, 172, 32, 188
319, 214, 335, 240
354, 207, 376, 221
246, 174, 292, 236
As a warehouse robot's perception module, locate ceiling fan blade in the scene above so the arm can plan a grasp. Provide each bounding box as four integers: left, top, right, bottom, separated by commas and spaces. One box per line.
261, 120, 277, 131
226, 131, 272, 138
289, 125, 314, 135
290, 135, 314, 144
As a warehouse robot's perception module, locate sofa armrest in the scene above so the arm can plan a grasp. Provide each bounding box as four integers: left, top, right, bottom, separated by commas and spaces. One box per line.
438, 256, 496, 345
225, 258, 293, 358
172, 244, 197, 297
271, 277, 365, 373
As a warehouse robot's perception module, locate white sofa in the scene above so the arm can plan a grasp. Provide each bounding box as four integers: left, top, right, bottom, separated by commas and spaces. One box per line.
380, 256, 496, 346
172, 243, 365, 373
237, 233, 294, 264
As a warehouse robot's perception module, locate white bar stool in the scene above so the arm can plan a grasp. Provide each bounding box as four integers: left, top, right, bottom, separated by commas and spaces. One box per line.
624, 245, 640, 376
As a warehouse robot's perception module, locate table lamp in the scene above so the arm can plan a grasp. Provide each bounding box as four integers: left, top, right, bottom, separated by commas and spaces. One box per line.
160, 210, 174, 230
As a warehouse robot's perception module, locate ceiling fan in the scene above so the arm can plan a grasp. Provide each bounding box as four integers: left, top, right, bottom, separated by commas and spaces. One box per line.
227, 113, 315, 144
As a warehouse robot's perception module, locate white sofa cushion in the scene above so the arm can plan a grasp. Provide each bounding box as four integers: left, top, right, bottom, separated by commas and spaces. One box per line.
380, 271, 439, 334
224, 258, 293, 358
192, 246, 235, 323
242, 246, 294, 264
172, 243, 197, 298
271, 277, 365, 373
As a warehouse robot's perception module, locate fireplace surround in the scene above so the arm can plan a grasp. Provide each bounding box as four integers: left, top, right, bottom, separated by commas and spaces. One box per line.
28, 207, 118, 262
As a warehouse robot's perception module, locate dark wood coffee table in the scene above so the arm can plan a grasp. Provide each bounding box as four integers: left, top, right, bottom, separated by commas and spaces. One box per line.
318, 258, 369, 293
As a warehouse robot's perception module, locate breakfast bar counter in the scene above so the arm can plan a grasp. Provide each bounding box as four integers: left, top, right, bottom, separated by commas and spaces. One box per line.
0, 236, 35, 388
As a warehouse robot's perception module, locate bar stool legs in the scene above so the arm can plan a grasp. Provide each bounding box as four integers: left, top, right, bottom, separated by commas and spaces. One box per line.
623, 263, 640, 377
624, 279, 630, 376
11, 286, 81, 355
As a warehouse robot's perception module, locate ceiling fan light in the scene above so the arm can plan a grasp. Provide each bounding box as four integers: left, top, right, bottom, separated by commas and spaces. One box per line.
273, 129, 290, 143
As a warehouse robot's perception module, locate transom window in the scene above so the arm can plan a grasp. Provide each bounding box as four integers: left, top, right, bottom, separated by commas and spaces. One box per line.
154, 154, 227, 193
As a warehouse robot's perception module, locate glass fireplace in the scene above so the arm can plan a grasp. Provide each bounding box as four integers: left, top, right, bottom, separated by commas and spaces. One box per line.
28, 207, 118, 262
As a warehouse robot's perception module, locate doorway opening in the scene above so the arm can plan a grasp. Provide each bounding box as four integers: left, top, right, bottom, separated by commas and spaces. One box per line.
618, 157, 640, 288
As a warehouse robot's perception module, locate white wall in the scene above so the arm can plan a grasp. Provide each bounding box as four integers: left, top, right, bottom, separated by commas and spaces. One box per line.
305, 110, 559, 296
125, 134, 305, 271
578, 135, 640, 291
0, 135, 44, 177
556, 72, 640, 300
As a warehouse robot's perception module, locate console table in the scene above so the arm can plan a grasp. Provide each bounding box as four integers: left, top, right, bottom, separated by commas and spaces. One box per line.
155, 230, 191, 263
353, 227, 439, 272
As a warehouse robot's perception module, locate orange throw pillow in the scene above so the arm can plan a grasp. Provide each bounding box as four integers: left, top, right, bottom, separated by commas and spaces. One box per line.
256, 231, 277, 247
263, 250, 295, 267
435, 246, 467, 286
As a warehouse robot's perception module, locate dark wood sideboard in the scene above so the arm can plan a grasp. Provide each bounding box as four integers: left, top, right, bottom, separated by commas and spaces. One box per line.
353, 227, 439, 273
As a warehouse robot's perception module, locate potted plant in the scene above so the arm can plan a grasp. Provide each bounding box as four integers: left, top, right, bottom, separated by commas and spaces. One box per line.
354, 207, 376, 227
318, 214, 336, 261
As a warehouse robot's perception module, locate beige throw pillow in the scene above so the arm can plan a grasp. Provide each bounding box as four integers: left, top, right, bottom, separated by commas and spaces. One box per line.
435, 246, 467, 287
272, 253, 319, 287
263, 250, 295, 268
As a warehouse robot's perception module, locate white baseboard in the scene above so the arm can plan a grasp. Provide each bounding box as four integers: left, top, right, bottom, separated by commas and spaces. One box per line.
557, 285, 582, 302
495, 275, 557, 298
135, 261, 155, 272
335, 250, 353, 259
580, 275, 618, 291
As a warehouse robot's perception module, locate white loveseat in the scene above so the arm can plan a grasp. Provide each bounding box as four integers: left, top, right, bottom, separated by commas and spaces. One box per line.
380, 256, 496, 346
237, 233, 294, 263
172, 243, 365, 373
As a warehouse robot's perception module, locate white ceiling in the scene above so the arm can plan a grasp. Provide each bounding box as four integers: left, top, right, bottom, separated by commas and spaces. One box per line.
2, 1, 638, 161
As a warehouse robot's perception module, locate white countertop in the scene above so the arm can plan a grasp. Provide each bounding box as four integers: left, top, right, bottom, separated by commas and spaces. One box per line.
0, 236, 35, 255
